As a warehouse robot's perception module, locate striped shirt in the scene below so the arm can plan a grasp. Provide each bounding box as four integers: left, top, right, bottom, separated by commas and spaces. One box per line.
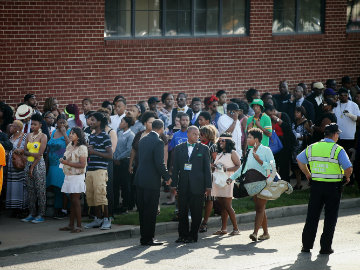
88, 131, 112, 171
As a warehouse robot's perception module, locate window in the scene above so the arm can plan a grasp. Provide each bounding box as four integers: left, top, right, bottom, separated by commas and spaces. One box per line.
273, 0, 324, 34
104, 0, 248, 39
347, 0, 360, 32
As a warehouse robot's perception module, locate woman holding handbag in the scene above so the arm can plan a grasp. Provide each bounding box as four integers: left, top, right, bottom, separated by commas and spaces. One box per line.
227, 128, 275, 242
5, 120, 28, 217
212, 133, 241, 236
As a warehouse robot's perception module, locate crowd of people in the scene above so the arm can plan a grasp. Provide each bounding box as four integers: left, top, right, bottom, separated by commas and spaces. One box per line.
0, 75, 359, 242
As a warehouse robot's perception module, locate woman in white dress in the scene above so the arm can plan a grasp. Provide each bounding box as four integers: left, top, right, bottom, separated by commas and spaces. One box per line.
212, 133, 241, 236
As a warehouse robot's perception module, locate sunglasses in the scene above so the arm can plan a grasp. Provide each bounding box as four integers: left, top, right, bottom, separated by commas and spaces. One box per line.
219, 139, 227, 142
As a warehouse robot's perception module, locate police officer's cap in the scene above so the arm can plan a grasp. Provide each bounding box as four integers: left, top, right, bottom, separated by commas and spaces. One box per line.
324, 123, 342, 134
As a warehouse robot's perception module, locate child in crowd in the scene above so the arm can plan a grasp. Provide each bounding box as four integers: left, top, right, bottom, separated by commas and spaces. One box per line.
59, 127, 88, 233
80, 98, 93, 128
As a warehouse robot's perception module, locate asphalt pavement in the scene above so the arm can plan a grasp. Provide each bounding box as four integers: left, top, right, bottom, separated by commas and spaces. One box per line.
0, 207, 359, 270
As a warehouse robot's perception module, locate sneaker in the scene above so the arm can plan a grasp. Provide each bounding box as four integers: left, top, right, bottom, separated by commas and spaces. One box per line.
84, 217, 103, 229
31, 216, 45, 223
21, 215, 35, 222
100, 218, 111, 230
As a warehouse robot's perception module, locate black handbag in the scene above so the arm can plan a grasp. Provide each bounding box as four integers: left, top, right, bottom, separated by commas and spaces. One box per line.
233, 149, 250, 198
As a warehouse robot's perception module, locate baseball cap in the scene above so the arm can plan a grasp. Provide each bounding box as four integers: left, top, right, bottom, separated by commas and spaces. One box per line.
148, 97, 160, 104
324, 123, 342, 134
250, 99, 264, 108
323, 88, 337, 96
313, 82, 325, 90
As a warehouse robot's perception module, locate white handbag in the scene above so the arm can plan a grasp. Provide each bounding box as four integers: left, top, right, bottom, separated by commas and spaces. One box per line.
213, 164, 228, 188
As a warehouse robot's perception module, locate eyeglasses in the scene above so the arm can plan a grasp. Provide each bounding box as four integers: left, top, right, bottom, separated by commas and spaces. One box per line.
219, 139, 227, 142
177, 98, 186, 101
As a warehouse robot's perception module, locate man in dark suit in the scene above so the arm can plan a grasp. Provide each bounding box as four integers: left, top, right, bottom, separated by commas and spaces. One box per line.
283, 85, 315, 123
171, 126, 212, 243
134, 119, 171, 246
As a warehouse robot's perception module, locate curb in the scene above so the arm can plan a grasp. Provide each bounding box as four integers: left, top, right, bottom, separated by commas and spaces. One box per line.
1, 198, 359, 257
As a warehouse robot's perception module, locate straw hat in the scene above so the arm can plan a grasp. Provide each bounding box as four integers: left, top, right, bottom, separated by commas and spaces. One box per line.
15, 104, 33, 120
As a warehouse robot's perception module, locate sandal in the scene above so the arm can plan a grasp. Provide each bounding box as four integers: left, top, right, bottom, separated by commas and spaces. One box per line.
249, 233, 257, 242
71, 227, 84, 233
258, 234, 270, 240
213, 230, 228, 235
229, 229, 240, 236
199, 222, 208, 233
59, 226, 74, 231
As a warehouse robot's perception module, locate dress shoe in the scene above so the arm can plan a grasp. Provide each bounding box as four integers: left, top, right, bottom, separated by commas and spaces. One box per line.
175, 237, 186, 243
184, 237, 197, 243
301, 247, 310, 253
141, 240, 163, 246
319, 248, 334, 255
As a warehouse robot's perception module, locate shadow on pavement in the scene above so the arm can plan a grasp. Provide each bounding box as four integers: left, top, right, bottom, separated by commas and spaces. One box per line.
269, 253, 331, 270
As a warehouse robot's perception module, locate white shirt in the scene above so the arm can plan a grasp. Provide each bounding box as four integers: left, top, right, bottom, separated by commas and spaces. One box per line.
333, 100, 360, 140
110, 113, 126, 131
79, 113, 87, 128
187, 141, 194, 158
315, 95, 323, 106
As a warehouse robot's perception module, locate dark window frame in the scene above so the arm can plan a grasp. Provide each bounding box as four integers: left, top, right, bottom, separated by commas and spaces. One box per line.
104, 0, 250, 40
347, 0, 360, 32
272, 0, 325, 35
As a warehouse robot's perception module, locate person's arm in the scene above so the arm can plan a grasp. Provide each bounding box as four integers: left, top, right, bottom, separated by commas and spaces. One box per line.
255, 116, 272, 137
153, 140, 171, 182
88, 145, 113, 160
164, 144, 169, 165
109, 129, 117, 153
60, 146, 87, 169
225, 150, 241, 172
296, 149, 311, 180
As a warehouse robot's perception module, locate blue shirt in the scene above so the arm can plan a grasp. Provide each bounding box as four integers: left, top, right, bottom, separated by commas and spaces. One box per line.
169, 130, 188, 151
114, 129, 135, 160
296, 138, 352, 169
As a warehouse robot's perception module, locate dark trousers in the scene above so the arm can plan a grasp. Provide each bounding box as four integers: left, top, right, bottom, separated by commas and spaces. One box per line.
302, 181, 341, 250
113, 159, 131, 211
106, 160, 114, 217
338, 139, 354, 184
178, 191, 204, 241
275, 148, 291, 182
136, 187, 160, 244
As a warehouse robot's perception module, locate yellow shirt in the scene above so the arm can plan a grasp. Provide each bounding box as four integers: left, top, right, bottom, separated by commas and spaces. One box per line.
27, 142, 41, 162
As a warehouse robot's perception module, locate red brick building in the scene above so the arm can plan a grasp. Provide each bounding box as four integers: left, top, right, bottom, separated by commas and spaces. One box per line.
1, 0, 359, 110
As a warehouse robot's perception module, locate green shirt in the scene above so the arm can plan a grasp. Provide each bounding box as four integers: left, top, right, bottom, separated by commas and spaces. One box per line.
246, 113, 272, 147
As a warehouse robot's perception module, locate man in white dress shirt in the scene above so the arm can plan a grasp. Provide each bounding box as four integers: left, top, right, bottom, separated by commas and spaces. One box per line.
110, 98, 126, 131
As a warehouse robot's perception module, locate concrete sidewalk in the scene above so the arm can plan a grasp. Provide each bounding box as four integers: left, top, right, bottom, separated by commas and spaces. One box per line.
1, 198, 359, 257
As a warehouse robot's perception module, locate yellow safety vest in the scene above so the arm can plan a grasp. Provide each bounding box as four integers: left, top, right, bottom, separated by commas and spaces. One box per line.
305, 140, 344, 182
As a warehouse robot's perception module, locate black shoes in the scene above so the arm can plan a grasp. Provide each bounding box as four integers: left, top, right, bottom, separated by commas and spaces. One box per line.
301, 247, 310, 253
175, 237, 186, 243
141, 240, 163, 246
319, 248, 334, 255
175, 237, 197, 243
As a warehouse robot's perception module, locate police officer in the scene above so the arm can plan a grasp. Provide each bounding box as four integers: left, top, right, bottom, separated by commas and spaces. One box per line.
296, 123, 353, 255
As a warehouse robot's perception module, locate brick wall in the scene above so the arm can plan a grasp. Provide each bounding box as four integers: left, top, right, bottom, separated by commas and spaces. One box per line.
1, 0, 359, 111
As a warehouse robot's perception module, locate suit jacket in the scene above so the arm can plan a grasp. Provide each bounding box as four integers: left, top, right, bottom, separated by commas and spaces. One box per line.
171, 107, 193, 125
134, 132, 170, 190
306, 93, 323, 123
171, 142, 212, 195
283, 99, 315, 123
